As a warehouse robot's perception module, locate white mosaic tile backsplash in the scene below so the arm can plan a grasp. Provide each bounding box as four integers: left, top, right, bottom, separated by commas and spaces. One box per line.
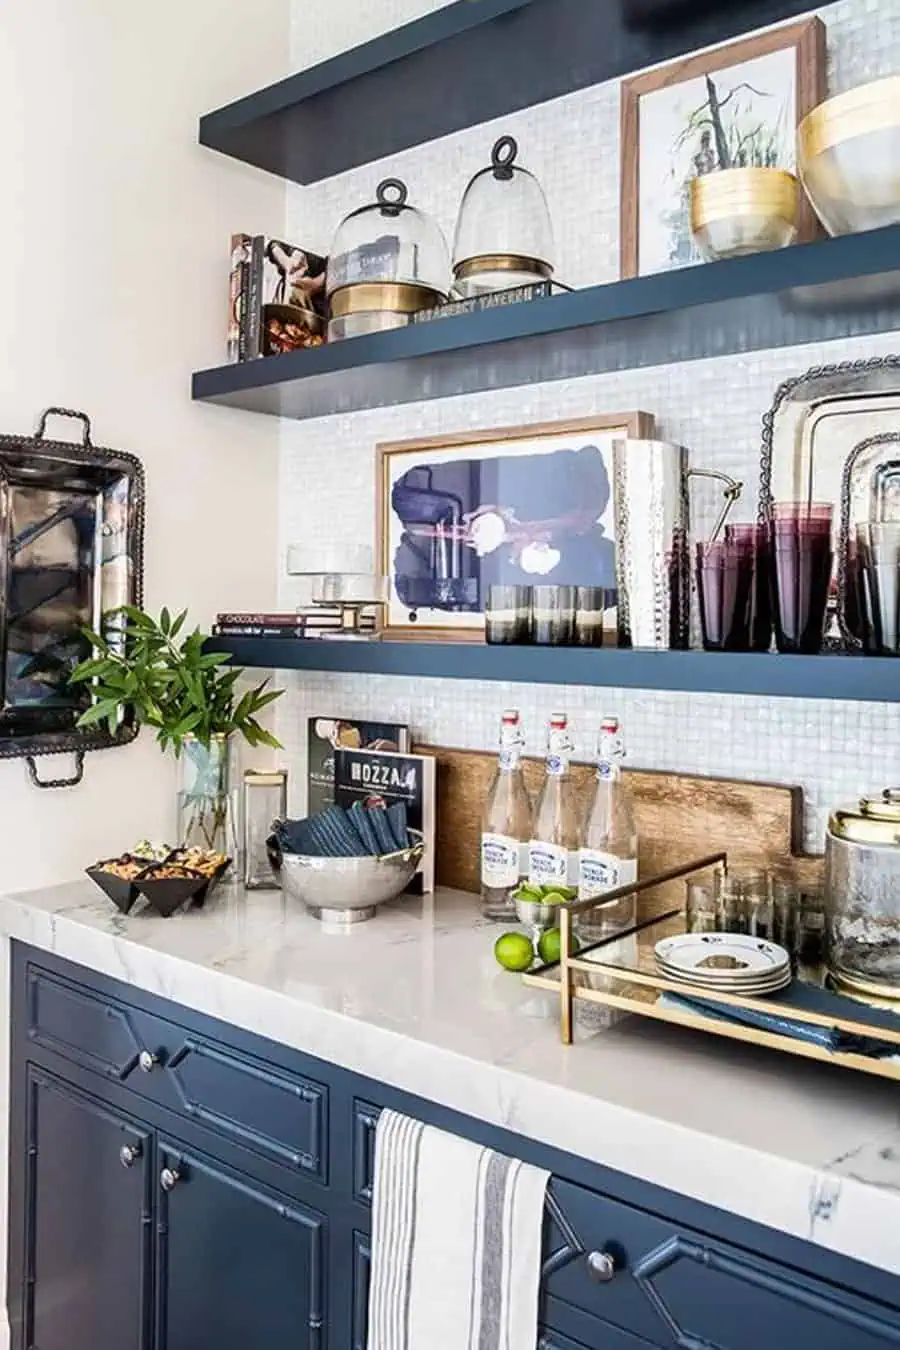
275, 0, 900, 855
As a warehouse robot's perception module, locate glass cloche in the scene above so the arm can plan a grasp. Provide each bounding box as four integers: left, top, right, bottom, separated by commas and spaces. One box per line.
452, 136, 555, 298
326, 178, 450, 340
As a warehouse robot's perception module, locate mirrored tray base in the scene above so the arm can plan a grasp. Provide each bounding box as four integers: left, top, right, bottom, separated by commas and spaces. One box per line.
522, 853, 900, 1083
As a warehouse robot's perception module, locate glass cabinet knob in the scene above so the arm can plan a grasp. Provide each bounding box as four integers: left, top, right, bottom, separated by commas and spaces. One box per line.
138, 1050, 159, 1073
119, 1143, 142, 1169
586, 1250, 617, 1283
160, 1167, 181, 1193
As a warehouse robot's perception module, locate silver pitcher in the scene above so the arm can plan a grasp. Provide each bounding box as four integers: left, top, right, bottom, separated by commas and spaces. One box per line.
613, 440, 742, 650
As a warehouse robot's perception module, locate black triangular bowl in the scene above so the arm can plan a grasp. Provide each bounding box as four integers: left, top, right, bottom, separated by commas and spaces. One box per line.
135, 873, 207, 918
85, 864, 143, 915
191, 858, 233, 908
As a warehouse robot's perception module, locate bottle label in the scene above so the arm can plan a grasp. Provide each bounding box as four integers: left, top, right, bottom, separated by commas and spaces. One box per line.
546, 754, 567, 777
528, 841, 576, 888
499, 747, 521, 772
481, 833, 521, 888
578, 851, 638, 902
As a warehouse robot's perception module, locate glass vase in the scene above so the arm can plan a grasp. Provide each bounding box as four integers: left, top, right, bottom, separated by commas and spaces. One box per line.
177, 735, 240, 861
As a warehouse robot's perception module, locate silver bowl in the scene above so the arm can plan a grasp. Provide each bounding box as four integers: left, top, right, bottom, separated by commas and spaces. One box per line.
279, 831, 424, 924
514, 896, 561, 930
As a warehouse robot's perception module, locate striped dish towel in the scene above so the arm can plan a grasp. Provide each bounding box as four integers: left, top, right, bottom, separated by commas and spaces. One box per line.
368, 1110, 550, 1350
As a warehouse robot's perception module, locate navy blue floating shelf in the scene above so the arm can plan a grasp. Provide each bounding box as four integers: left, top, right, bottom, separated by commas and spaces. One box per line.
209, 637, 900, 704
192, 224, 900, 421
199, 0, 824, 185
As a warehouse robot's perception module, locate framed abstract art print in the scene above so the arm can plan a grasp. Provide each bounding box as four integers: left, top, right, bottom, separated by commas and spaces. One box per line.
377, 412, 654, 641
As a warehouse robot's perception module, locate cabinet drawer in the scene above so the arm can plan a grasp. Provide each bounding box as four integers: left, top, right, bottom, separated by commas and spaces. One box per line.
25, 962, 328, 1182
351, 1103, 900, 1349
545, 1178, 900, 1349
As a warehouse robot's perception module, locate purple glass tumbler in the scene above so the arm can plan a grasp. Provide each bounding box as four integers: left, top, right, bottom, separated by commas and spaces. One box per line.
697, 541, 742, 650
769, 503, 833, 655
725, 523, 772, 652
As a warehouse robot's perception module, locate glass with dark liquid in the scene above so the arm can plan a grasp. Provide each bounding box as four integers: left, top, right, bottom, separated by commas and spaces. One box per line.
769, 503, 833, 655
696, 525, 771, 652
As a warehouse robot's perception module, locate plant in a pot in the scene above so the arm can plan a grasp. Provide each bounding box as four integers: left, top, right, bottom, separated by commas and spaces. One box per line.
70, 606, 282, 857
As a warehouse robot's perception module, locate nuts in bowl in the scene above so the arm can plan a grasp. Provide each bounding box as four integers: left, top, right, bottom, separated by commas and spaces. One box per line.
86, 843, 231, 917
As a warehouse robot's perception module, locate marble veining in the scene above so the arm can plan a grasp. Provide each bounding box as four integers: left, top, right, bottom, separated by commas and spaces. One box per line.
3, 880, 900, 1278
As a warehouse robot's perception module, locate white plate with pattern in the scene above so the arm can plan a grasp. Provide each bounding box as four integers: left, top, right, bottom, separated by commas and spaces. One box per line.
655, 964, 792, 996
655, 933, 790, 980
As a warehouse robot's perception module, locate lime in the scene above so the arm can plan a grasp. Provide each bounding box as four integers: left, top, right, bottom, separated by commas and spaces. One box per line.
540, 891, 568, 908
494, 931, 535, 972
537, 928, 581, 965
515, 882, 543, 900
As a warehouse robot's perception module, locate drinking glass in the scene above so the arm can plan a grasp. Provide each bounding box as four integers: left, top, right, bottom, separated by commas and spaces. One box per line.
686, 882, 719, 933
724, 523, 772, 652
771, 877, 799, 959
574, 586, 615, 647
485, 585, 531, 645
696, 527, 771, 653
737, 869, 773, 940
859, 523, 900, 653
696, 541, 744, 651
530, 586, 576, 645
769, 502, 833, 654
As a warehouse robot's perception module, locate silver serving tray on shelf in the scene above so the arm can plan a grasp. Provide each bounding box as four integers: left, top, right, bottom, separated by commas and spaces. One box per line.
759, 355, 900, 650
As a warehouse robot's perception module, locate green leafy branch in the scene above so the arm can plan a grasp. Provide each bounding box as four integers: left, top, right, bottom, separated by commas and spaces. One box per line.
70, 605, 282, 756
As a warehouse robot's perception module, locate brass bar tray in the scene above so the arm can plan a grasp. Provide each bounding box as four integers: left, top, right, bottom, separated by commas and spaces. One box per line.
522, 852, 900, 1083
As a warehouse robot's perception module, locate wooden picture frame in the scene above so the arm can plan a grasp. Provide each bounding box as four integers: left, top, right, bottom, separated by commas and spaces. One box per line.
377, 411, 654, 642
620, 17, 827, 279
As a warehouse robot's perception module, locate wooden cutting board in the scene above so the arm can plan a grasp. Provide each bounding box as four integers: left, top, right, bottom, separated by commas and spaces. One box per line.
414, 743, 823, 915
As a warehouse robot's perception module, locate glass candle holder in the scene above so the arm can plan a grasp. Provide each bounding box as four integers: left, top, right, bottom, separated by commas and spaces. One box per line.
243, 770, 288, 890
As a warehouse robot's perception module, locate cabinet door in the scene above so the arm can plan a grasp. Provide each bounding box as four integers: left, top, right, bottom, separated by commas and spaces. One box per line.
155, 1139, 326, 1350
22, 1068, 152, 1350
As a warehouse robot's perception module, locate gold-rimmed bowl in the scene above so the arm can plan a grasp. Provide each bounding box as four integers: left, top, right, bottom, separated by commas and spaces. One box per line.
798, 76, 900, 236
690, 167, 801, 261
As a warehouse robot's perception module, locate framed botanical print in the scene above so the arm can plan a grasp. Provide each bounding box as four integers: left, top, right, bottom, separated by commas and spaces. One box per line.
620, 17, 826, 278
377, 412, 654, 641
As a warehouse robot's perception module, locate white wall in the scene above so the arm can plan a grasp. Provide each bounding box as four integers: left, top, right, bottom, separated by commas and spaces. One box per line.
0, 0, 291, 894
276, 0, 900, 850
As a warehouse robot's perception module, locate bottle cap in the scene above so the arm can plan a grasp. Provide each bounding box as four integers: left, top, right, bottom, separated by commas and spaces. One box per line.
601, 717, 620, 732
502, 709, 520, 723
550, 712, 567, 727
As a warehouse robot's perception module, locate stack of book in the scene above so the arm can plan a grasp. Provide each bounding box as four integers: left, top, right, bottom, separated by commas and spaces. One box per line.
211, 611, 379, 640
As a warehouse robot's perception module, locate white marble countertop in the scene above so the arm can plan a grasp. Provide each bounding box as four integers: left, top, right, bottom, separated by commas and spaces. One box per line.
2, 880, 899, 1278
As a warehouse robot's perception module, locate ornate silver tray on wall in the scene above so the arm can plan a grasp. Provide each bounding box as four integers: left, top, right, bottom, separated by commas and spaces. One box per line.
0, 407, 145, 787
759, 354, 900, 651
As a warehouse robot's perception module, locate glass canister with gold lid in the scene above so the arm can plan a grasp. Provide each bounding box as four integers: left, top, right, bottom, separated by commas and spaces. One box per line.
452, 136, 555, 298
825, 788, 900, 999
326, 178, 450, 340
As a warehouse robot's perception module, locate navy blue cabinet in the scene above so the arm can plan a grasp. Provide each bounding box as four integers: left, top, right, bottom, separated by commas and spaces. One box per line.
9, 943, 900, 1350
15, 1068, 153, 1350
155, 1138, 325, 1350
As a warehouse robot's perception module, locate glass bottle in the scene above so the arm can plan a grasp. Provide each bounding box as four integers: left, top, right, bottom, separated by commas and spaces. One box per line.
528, 714, 579, 893
578, 718, 639, 936
481, 710, 532, 921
